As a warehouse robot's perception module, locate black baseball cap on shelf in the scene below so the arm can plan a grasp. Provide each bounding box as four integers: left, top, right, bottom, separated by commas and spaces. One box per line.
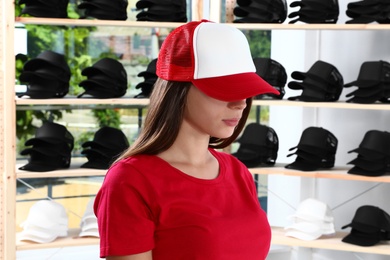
341, 205, 390, 246
25, 122, 74, 150
348, 130, 390, 159
288, 76, 343, 96
135, 77, 157, 89
136, 10, 187, 22
23, 50, 70, 75
288, 127, 338, 156
19, 67, 70, 83
17, 80, 69, 99
134, 82, 155, 98
20, 141, 72, 158
236, 0, 287, 15
81, 8, 127, 20
288, 85, 340, 102
288, 0, 339, 23
233, 3, 287, 23
82, 126, 129, 152
290, 0, 338, 9
77, 84, 127, 98
253, 58, 286, 99
138, 59, 158, 79
19, 0, 69, 18
287, 148, 335, 165
347, 155, 387, 171
232, 123, 279, 167
291, 60, 343, 84
285, 156, 333, 171
79, 73, 120, 88
78, 0, 128, 12
346, 94, 383, 104
80, 151, 112, 169
82, 58, 127, 83
19, 149, 71, 172
347, 165, 387, 176
345, 85, 384, 98
135, 0, 186, 10
78, 74, 127, 97
344, 60, 390, 88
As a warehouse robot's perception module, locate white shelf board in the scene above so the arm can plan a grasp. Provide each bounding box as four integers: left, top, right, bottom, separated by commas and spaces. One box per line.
250, 165, 390, 183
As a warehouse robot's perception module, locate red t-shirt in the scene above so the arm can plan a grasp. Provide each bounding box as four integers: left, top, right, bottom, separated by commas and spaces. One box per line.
94, 148, 271, 259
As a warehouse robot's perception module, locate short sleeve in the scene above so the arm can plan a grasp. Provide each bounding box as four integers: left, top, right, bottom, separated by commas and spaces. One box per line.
94, 159, 156, 258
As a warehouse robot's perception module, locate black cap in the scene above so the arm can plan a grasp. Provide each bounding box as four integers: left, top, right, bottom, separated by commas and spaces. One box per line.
288, 0, 339, 24
348, 130, 390, 159
22, 50, 70, 76
136, 0, 186, 10
24, 122, 74, 150
253, 57, 286, 100
347, 155, 387, 172
17, 79, 69, 99
19, 149, 71, 172
341, 205, 390, 246
138, 59, 158, 79
82, 58, 127, 83
80, 148, 113, 169
19, 0, 69, 18
288, 127, 338, 157
82, 126, 129, 152
232, 123, 279, 167
344, 60, 390, 88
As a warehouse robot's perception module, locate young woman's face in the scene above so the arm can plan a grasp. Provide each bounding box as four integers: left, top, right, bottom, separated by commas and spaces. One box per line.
184, 85, 247, 139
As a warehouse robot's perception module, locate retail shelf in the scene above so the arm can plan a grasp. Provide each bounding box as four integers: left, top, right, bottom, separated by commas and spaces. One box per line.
271, 226, 390, 255
16, 97, 149, 106
16, 226, 390, 254
252, 100, 390, 111
16, 159, 106, 179
16, 228, 99, 251
15, 17, 390, 31
16, 98, 390, 111
250, 165, 390, 183
15, 17, 184, 28
17, 160, 390, 182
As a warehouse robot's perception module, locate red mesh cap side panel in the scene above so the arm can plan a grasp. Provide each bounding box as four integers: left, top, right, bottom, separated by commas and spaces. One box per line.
157, 21, 202, 82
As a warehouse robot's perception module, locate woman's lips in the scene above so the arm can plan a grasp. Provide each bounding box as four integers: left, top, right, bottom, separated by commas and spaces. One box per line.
223, 118, 240, 127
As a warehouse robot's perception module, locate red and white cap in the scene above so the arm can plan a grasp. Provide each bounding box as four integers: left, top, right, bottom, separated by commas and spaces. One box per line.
157, 19, 279, 101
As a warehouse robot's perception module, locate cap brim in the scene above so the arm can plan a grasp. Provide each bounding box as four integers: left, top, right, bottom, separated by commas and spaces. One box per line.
20, 146, 69, 157
347, 147, 388, 159
79, 228, 100, 238
346, 87, 382, 98
342, 230, 381, 246
344, 80, 381, 88
347, 165, 386, 177
25, 137, 67, 147
80, 159, 110, 169
192, 72, 280, 102
284, 222, 322, 241
18, 229, 59, 244
347, 157, 386, 171
285, 158, 322, 171
18, 160, 65, 172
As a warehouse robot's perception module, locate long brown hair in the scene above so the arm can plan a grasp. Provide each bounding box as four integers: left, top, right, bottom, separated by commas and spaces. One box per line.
115, 78, 252, 162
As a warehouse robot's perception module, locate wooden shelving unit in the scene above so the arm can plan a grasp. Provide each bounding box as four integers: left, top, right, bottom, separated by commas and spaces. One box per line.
15, 227, 390, 255
271, 227, 390, 255
0, 3, 387, 259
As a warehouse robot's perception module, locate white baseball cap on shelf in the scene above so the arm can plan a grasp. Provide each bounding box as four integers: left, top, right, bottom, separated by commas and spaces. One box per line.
20, 200, 68, 228
18, 200, 68, 244
284, 198, 335, 241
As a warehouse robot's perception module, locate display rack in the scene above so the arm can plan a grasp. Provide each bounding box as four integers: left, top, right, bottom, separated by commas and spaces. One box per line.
1, 2, 389, 259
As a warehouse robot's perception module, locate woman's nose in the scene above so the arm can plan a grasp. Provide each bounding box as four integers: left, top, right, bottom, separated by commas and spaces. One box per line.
229, 99, 247, 110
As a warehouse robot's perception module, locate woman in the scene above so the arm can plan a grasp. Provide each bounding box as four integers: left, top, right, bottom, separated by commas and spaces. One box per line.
94, 20, 279, 260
